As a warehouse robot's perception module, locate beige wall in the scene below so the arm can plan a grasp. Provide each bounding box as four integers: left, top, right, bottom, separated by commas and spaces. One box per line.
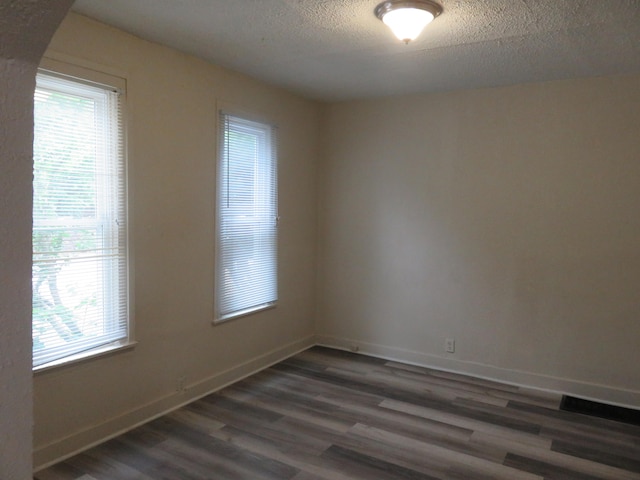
318, 75, 640, 406
34, 13, 320, 467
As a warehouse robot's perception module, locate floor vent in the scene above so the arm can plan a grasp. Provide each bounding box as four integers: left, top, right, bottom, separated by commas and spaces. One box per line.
560, 395, 640, 426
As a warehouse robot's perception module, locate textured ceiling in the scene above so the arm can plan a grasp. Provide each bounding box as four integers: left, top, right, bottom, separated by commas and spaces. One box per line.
71, 0, 640, 101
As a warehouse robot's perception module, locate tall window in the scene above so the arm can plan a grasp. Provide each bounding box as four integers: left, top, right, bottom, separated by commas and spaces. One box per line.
216, 113, 278, 322
32, 69, 129, 368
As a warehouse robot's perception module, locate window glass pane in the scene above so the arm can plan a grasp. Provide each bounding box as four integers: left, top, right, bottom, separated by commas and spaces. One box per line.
216, 113, 278, 321
32, 71, 128, 367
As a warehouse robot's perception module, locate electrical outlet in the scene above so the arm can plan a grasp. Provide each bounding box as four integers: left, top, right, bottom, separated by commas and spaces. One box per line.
445, 338, 455, 353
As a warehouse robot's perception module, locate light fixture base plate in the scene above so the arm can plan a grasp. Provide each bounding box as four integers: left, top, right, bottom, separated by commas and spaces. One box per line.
374, 0, 443, 21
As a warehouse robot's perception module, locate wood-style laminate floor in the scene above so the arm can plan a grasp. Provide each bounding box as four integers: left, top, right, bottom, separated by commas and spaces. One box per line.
35, 346, 640, 480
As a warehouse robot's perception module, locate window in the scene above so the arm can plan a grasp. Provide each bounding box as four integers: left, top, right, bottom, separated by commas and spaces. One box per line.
32, 68, 129, 368
216, 113, 278, 322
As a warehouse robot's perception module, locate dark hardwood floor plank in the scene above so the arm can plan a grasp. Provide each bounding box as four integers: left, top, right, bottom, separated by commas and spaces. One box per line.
380, 398, 550, 448
248, 365, 387, 407
217, 419, 333, 457
321, 444, 440, 480
35, 347, 640, 480
345, 365, 512, 408
145, 416, 299, 480
297, 348, 384, 374
316, 391, 476, 446
62, 440, 160, 480
383, 361, 561, 411
291, 471, 333, 480
229, 368, 507, 471
218, 383, 356, 433
344, 423, 542, 480
541, 424, 640, 460
200, 393, 284, 423
333, 424, 454, 478
34, 462, 96, 480
503, 452, 608, 480
273, 361, 544, 435
470, 430, 640, 480
308, 391, 522, 468
139, 432, 281, 480
552, 439, 640, 473
382, 359, 521, 393
380, 362, 520, 403
163, 409, 225, 435
279, 358, 547, 435
208, 423, 368, 480
109, 429, 233, 480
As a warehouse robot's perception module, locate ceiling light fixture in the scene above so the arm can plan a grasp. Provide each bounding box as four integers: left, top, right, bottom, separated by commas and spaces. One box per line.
375, 0, 442, 44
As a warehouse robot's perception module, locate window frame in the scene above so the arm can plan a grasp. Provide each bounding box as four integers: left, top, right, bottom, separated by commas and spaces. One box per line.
214, 109, 279, 324
32, 58, 134, 372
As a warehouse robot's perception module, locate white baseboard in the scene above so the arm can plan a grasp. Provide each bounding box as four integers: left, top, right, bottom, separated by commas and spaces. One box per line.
314, 334, 640, 410
33, 335, 316, 472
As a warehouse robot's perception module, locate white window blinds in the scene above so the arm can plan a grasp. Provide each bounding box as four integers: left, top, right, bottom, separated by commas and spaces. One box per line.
216, 113, 278, 321
32, 71, 128, 367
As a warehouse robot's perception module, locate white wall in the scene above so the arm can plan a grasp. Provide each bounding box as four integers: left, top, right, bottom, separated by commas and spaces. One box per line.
34, 13, 320, 468
318, 75, 640, 406
0, 2, 74, 478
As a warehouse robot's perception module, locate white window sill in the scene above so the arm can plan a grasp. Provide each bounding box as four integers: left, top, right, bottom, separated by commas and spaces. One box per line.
214, 302, 277, 325
33, 340, 137, 375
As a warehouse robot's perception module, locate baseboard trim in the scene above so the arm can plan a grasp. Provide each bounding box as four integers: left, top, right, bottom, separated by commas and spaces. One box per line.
33, 335, 316, 472
314, 335, 640, 410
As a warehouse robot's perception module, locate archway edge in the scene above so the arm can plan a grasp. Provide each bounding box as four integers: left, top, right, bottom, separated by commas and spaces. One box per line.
0, 1, 74, 478
0, 1, 74, 61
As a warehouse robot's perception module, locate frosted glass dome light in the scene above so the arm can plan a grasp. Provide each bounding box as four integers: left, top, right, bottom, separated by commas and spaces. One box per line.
375, 0, 442, 44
